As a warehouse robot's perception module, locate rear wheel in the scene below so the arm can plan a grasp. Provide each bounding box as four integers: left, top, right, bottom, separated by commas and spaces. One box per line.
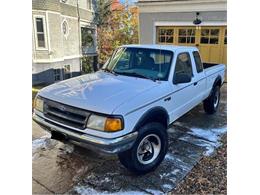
203, 85, 221, 114
118, 122, 168, 174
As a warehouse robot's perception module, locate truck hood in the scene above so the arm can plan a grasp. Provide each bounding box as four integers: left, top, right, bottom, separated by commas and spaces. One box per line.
38, 71, 159, 114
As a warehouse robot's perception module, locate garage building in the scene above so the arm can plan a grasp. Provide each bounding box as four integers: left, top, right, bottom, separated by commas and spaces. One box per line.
137, 0, 227, 65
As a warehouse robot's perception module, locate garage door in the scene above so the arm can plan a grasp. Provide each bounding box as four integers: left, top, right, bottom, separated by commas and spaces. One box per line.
156, 26, 227, 65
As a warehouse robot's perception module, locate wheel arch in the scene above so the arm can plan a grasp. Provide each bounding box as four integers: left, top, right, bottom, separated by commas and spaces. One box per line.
213, 75, 222, 88
208, 75, 222, 97
133, 106, 169, 132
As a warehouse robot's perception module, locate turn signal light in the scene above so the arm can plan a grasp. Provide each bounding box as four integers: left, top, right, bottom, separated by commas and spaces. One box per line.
105, 118, 123, 132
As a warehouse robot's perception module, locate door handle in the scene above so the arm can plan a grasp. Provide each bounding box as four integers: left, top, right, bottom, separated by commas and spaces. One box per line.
194, 82, 198, 86
164, 97, 171, 102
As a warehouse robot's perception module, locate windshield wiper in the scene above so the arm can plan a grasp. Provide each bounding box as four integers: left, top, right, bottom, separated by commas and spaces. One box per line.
101, 68, 118, 76
115, 71, 156, 82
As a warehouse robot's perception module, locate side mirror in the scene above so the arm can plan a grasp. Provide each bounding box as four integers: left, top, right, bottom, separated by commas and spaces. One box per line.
173, 73, 191, 84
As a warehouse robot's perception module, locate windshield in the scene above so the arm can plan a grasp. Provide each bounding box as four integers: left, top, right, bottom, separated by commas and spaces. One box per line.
102, 47, 174, 81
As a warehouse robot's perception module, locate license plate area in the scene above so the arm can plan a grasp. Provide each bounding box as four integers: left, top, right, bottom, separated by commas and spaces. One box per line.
51, 131, 68, 141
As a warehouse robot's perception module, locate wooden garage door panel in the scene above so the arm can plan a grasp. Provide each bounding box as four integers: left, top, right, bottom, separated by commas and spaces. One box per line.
198, 27, 221, 63
210, 46, 221, 63
223, 47, 227, 64
156, 26, 227, 64
199, 47, 210, 62
222, 28, 227, 64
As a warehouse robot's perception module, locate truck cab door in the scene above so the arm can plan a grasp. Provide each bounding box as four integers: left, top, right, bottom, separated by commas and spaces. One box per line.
168, 52, 198, 122
191, 51, 207, 104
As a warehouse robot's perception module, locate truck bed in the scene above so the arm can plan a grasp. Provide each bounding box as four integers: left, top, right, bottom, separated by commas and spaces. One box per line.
203, 62, 219, 69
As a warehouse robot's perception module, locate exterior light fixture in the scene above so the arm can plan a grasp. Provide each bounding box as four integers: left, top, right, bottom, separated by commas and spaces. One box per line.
193, 12, 202, 25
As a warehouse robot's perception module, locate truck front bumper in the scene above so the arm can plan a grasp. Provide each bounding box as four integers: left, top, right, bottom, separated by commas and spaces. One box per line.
32, 113, 138, 154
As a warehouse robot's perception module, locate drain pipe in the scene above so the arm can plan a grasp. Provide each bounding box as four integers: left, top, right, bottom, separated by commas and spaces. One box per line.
76, 0, 82, 74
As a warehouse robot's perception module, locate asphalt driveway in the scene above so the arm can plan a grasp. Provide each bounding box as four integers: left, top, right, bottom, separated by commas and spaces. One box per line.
32, 84, 227, 195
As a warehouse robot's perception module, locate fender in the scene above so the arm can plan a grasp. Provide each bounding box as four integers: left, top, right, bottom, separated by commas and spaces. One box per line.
132, 106, 169, 132
213, 75, 222, 88
208, 75, 222, 97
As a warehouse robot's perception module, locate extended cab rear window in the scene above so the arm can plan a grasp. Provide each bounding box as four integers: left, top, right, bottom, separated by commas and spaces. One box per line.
193, 51, 203, 73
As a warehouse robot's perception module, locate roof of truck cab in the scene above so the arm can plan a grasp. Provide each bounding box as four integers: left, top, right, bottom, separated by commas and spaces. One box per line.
121, 44, 198, 52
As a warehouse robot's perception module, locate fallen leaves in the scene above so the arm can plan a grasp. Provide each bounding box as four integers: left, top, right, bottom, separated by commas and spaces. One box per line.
171, 134, 227, 195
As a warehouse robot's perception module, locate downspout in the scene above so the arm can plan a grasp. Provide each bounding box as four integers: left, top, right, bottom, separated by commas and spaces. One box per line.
76, 0, 82, 73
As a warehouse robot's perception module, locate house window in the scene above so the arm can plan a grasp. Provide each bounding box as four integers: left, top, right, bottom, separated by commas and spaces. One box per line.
35, 17, 46, 48
224, 29, 227, 44
81, 27, 96, 54
62, 20, 69, 37
54, 69, 61, 81
157, 27, 174, 44
87, 0, 92, 10
81, 28, 95, 47
64, 65, 71, 79
200, 29, 220, 44
178, 29, 195, 44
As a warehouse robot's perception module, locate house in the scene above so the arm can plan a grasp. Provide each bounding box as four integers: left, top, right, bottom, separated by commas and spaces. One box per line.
111, 0, 125, 11
32, 0, 98, 85
137, 0, 227, 65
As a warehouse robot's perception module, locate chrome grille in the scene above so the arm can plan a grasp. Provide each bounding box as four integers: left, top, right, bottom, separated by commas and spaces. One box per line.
43, 99, 90, 130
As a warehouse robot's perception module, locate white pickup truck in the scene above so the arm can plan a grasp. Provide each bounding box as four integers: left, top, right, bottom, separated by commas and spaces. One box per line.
33, 45, 225, 174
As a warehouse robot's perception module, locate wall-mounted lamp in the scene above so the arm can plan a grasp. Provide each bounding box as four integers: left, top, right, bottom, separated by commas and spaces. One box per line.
193, 12, 202, 25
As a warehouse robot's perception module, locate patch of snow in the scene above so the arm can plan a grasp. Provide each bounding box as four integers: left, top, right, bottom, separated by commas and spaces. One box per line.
177, 125, 226, 157
74, 186, 147, 195
32, 136, 50, 153
171, 169, 180, 175
112, 191, 146, 195
74, 186, 100, 195
62, 143, 74, 153
210, 127, 227, 134
165, 154, 175, 161
145, 189, 164, 195
159, 169, 180, 179
167, 128, 177, 133
98, 177, 111, 184
203, 145, 216, 156
169, 178, 176, 183
173, 121, 184, 127
188, 128, 220, 142
159, 172, 171, 179
162, 184, 173, 191
165, 154, 190, 172
180, 135, 219, 155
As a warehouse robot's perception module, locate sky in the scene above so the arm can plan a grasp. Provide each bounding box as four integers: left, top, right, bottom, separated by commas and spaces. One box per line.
119, 0, 138, 4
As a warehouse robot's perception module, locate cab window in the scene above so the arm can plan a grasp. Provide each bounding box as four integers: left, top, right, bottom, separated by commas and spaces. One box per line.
193, 51, 203, 73
173, 52, 193, 80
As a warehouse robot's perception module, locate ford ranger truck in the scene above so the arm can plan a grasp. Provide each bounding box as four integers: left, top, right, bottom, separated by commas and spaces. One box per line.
33, 45, 225, 174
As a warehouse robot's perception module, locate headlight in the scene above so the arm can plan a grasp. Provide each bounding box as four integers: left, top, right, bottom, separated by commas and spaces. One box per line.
87, 114, 123, 132
34, 96, 43, 112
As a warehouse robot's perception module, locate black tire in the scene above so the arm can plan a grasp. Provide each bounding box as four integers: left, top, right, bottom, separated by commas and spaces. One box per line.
203, 85, 221, 114
118, 122, 168, 174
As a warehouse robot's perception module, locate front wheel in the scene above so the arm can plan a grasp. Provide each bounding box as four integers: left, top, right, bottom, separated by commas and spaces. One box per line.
203, 85, 221, 114
118, 122, 168, 174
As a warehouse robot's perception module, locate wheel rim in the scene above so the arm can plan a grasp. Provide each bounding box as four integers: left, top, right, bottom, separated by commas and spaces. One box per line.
214, 89, 220, 108
137, 134, 161, 165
